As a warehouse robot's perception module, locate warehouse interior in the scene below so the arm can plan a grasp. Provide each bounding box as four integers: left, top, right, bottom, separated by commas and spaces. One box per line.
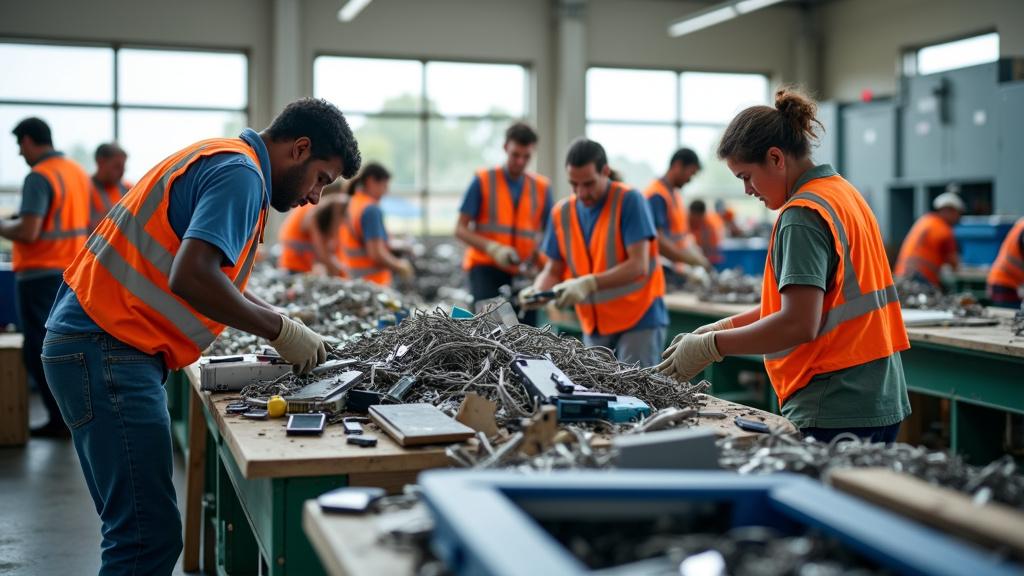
1, 0, 1024, 575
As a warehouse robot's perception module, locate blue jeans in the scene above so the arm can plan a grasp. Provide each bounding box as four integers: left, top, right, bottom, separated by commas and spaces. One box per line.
801, 422, 902, 444
41, 330, 182, 576
584, 325, 667, 368
15, 273, 65, 425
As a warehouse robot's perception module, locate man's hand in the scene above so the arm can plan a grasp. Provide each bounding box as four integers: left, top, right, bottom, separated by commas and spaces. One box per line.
394, 258, 415, 281
656, 332, 723, 382
517, 285, 548, 310
270, 314, 327, 374
693, 317, 734, 335
553, 274, 597, 307
485, 241, 520, 268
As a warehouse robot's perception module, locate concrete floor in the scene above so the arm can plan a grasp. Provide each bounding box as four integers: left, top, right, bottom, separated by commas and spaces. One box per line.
0, 392, 190, 576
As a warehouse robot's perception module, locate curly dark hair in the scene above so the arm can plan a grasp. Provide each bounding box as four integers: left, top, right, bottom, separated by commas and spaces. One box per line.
265, 97, 362, 178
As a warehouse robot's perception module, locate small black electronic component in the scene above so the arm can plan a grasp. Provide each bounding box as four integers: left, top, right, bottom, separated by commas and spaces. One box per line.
734, 416, 771, 433
286, 413, 326, 436
317, 486, 385, 513
225, 402, 249, 414
241, 409, 269, 420
342, 419, 365, 435
385, 375, 417, 402
346, 389, 385, 413
346, 434, 378, 447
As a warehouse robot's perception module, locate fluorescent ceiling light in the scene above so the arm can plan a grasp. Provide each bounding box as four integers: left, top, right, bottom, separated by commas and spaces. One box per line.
337, 0, 372, 22
667, 6, 737, 37
735, 0, 787, 14
668, 0, 787, 38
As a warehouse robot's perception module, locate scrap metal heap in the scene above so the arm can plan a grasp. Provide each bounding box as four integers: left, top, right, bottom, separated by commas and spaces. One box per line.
393, 239, 472, 309
696, 267, 762, 304
894, 276, 986, 317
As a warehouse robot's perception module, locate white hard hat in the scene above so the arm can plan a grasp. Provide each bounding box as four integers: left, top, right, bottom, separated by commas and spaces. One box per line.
933, 192, 964, 212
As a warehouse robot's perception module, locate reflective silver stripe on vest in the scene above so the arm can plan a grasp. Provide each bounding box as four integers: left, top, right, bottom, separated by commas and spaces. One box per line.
343, 246, 369, 258
487, 169, 498, 225
95, 179, 114, 212
558, 201, 580, 279
105, 203, 175, 276
85, 233, 217, 351
234, 219, 263, 289
39, 228, 90, 240
284, 240, 315, 254
477, 223, 541, 236
38, 170, 90, 240
764, 192, 899, 361
1004, 254, 1024, 270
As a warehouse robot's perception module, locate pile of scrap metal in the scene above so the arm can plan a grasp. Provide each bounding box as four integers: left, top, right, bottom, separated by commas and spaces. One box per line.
696, 267, 762, 304
1015, 309, 1024, 336
895, 276, 986, 317
207, 263, 423, 355
393, 238, 472, 309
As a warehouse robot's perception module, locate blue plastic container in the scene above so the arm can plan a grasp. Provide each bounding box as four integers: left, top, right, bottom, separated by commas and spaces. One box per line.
716, 237, 768, 274
954, 215, 1018, 266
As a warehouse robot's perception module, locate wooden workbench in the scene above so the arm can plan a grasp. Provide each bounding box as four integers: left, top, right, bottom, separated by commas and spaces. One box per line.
0, 333, 28, 446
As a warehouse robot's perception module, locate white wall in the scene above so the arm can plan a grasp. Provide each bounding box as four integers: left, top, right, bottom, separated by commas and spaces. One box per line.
820, 0, 1024, 101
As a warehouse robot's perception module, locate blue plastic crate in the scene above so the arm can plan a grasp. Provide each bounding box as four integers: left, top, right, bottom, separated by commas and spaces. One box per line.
954, 215, 1018, 266
420, 470, 1021, 576
716, 238, 768, 274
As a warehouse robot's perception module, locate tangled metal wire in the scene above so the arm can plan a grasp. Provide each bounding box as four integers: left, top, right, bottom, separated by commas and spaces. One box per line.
895, 277, 986, 317
1015, 310, 1024, 336
718, 431, 1024, 509
697, 267, 762, 304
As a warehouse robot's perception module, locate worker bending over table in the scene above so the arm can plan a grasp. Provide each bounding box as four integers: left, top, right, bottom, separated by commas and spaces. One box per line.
987, 215, 1024, 309
658, 86, 911, 444
642, 147, 714, 275
339, 162, 414, 286
521, 137, 666, 367
42, 98, 361, 576
894, 190, 964, 287
277, 191, 348, 276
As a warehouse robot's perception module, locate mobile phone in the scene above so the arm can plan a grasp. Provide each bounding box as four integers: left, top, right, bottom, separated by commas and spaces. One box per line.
225, 402, 249, 414
342, 420, 364, 435
317, 486, 385, 513
733, 416, 771, 433
347, 434, 378, 447
242, 409, 269, 419
287, 413, 326, 436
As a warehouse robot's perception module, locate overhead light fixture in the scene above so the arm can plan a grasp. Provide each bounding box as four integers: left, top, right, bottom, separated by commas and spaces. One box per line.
337, 0, 372, 22
667, 0, 787, 37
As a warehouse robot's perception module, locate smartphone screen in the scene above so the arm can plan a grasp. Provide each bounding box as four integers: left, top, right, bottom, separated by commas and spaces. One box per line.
287, 413, 326, 435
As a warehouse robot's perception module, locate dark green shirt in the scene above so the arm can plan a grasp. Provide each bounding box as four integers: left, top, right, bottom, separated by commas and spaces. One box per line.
772, 164, 910, 429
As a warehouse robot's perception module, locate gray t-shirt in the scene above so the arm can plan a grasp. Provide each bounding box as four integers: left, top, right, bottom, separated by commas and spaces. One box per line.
771, 165, 910, 429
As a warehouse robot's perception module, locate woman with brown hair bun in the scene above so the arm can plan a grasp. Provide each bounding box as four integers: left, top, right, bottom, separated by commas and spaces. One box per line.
658, 85, 911, 444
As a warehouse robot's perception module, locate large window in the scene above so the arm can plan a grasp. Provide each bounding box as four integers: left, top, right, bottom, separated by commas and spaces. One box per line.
904, 32, 999, 76
585, 68, 769, 224
0, 41, 248, 204
314, 56, 528, 236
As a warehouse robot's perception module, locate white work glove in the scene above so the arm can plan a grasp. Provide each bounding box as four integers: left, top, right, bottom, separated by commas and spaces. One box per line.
270, 314, 327, 375
554, 274, 598, 308
693, 317, 734, 335
485, 241, 520, 268
517, 285, 547, 310
656, 332, 723, 382
394, 258, 415, 281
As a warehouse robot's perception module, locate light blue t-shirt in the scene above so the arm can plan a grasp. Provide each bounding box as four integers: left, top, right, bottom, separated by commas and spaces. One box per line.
46, 128, 272, 334
647, 193, 672, 233
540, 182, 667, 335
360, 202, 387, 242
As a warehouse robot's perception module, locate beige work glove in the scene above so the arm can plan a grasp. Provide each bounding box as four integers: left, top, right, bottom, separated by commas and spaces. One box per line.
270, 314, 327, 375
394, 258, 415, 281
517, 285, 547, 310
681, 244, 714, 271
554, 274, 598, 307
485, 240, 520, 268
693, 317, 734, 335
656, 331, 723, 382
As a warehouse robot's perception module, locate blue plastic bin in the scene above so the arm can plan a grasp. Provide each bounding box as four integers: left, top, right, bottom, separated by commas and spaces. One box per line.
954, 215, 1018, 266
716, 238, 768, 274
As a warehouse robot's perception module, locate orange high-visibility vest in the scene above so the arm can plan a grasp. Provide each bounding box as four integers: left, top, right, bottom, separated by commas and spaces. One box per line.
340, 191, 391, 285
642, 178, 692, 253
462, 167, 550, 274
277, 203, 316, 273
692, 213, 723, 264
894, 212, 955, 285
64, 138, 268, 369
987, 217, 1024, 291
761, 174, 908, 405
12, 156, 91, 272
552, 183, 665, 335
89, 178, 130, 231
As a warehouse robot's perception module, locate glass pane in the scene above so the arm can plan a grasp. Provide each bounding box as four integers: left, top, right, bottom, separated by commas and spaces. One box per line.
918, 32, 999, 75
315, 57, 422, 114
586, 68, 676, 122
424, 192, 463, 237
680, 125, 741, 196
584, 123, 677, 190
382, 192, 424, 236
347, 114, 421, 190
426, 62, 525, 117
0, 104, 114, 188
0, 43, 114, 104
118, 49, 247, 108
427, 118, 506, 192
680, 72, 769, 124
117, 109, 247, 183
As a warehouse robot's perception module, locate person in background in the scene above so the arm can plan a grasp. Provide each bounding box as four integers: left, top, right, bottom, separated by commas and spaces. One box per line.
659, 86, 910, 444
986, 216, 1024, 309
339, 162, 413, 285
42, 97, 361, 575
0, 117, 91, 438
688, 200, 724, 268
642, 148, 714, 275
89, 142, 131, 231
277, 192, 347, 276
455, 122, 552, 324
894, 191, 964, 287
520, 137, 666, 367
715, 199, 744, 237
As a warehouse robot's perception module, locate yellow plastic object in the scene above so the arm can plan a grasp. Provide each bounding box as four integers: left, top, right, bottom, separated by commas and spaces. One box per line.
267, 395, 287, 418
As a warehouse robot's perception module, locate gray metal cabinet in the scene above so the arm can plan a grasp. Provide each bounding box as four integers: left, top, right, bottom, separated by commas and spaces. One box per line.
996, 81, 1024, 216
815, 100, 842, 171
842, 101, 898, 241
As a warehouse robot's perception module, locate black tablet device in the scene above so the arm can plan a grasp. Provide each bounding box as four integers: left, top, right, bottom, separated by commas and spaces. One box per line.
287, 413, 326, 436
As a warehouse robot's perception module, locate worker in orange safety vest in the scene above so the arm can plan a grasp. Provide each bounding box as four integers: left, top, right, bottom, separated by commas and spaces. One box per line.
88, 142, 132, 231
894, 190, 963, 287
986, 216, 1024, 309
